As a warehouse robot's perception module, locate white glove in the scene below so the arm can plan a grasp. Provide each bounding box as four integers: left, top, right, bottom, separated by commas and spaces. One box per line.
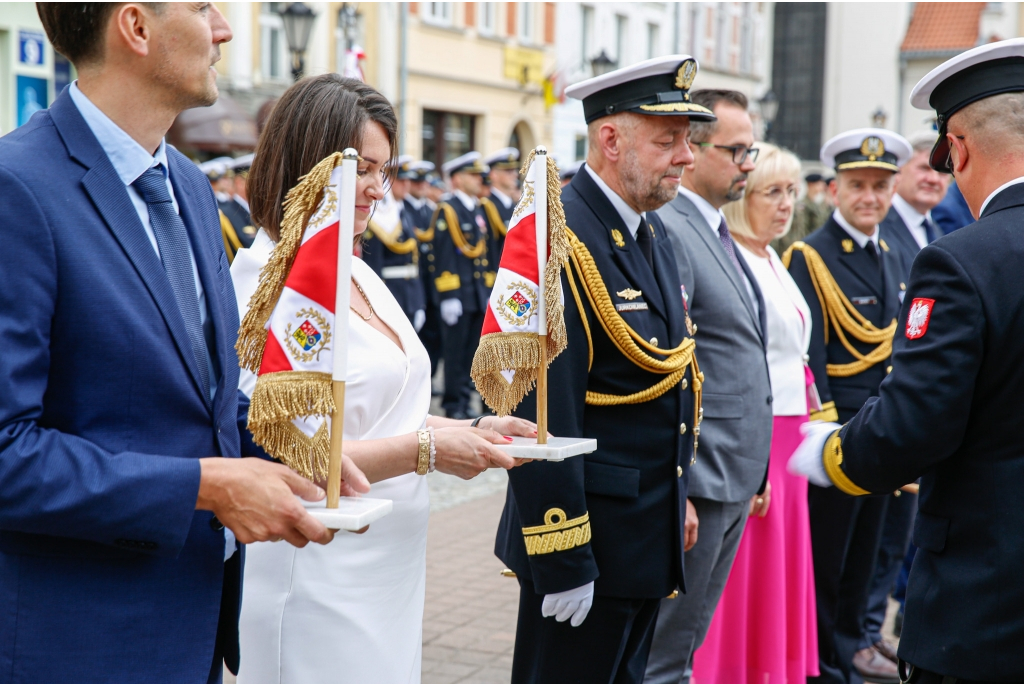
440, 298, 463, 326
788, 421, 842, 488
412, 309, 426, 332
542, 581, 594, 627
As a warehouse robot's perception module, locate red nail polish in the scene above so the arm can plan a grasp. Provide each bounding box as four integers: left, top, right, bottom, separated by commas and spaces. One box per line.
504, 436, 514, 441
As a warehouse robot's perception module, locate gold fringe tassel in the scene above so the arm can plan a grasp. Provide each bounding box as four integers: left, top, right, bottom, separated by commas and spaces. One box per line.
236, 152, 345, 373
471, 152, 570, 415
782, 241, 897, 377
250, 419, 332, 483
247, 371, 334, 481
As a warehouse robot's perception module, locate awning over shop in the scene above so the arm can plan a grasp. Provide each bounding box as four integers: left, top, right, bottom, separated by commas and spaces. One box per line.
169, 92, 257, 153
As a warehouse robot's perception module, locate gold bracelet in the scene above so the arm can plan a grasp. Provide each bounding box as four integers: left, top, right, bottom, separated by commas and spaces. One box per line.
416, 429, 431, 476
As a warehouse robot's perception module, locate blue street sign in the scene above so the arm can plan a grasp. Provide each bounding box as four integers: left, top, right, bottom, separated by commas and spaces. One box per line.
19, 30, 46, 66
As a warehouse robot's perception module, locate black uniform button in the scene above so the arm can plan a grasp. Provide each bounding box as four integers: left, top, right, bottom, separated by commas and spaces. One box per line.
767, 395, 773, 405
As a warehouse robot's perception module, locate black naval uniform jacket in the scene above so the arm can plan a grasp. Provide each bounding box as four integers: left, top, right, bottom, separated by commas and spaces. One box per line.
831, 183, 1024, 680
428, 193, 493, 314
496, 168, 695, 599
219, 197, 255, 249
360, 204, 426, 320
406, 197, 437, 306
483, 188, 515, 263
787, 216, 907, 422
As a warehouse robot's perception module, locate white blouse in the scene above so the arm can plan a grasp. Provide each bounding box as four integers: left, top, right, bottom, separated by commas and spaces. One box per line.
736, 242, 812, 416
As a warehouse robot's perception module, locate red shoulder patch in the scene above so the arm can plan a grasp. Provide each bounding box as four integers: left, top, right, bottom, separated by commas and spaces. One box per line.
905, 298, 935, 340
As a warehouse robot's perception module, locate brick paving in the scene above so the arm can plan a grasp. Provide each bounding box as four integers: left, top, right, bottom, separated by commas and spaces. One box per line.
421, 491, 518, 684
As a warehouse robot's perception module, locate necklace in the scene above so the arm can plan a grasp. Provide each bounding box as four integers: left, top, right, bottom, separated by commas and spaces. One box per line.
350, 278, 374, 321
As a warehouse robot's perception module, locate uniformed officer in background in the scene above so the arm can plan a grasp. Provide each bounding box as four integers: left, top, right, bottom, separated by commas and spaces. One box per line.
790, 37, 1024, 684
200, 157, 248, 263
430, 152, 494, 418
783, 128, 912, 683
482, 147, 521, 269
496, 55, 713, 683
560, 159, 583, 187
361, 155, 426, 330
222, 154, 256, 249
406, 160, 443, 375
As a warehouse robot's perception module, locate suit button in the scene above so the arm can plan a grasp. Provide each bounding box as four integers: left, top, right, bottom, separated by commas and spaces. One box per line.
680, 423, 687, 435
677, 465, 683, 478
767, 396, 773, 405
650, 337, 658, 346
680, 379, 688, 390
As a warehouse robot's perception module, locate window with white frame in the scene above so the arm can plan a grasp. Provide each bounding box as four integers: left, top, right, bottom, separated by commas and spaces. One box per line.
615, 15, 628, 66
260, 3, 290, 82
581, 5, 595, 67
714, 4, 728, 70
422, 2, 453, 27
478, 2, 496, 36
740, 4, 754, 74
647, 22, 660, 60
518, 2, 534, 43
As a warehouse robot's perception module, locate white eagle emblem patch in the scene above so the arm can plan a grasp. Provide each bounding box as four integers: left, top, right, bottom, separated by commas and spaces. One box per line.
906, 298, 935, 340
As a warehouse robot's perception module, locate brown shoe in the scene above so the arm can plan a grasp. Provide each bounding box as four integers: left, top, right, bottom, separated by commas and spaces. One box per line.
853, 646, 899, 683
874, 638, 899, 664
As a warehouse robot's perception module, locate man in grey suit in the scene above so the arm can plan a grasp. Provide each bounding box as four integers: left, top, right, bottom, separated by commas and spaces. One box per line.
644, 89, 773, 684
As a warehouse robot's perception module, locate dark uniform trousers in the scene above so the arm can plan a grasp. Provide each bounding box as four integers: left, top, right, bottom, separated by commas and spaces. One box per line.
408, 197, 443, 376
497, 170, 697, 683
786, 217, 909, 683
830, 184, 1024, 682
428, 196, 493, 416
360, 205, 426, 323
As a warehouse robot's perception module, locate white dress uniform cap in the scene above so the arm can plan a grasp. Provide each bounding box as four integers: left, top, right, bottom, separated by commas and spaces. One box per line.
484, 147, 520, 170
410, 160, 435, 173
564, 54, 716, 124
442, 151, 488, 176
560, 160, 584, 181
909, 37, 1024, 171
820, 128, 912, 173
230, 153, 254, 172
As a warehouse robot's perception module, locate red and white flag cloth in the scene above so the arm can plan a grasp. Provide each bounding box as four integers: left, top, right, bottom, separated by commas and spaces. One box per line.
471, 153, 570, 416
236, 154, 347, 480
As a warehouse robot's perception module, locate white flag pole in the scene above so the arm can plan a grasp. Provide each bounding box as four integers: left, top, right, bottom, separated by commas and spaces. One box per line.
327, 149, 359, 509
534, 146, 549, 444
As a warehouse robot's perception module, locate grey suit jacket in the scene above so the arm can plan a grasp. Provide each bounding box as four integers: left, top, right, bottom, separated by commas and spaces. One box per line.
657, 192, 773, 502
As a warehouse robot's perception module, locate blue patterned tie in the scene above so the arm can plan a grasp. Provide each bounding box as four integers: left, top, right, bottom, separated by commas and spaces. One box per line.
717, 218, 745, 279
133, 166, 211, 400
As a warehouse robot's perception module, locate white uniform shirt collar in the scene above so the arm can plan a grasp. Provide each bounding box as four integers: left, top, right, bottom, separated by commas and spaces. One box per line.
980, 176, 1024, 216
69, 81, 171, 188
234, 195, 250, 213
677, 185, 724, 234
891, 193, 930, 249
833, 208, 879, 249
453, 189, 477, 211
406, 195, 425, 210
490, 187, 514, 210
584, 163, 645, 237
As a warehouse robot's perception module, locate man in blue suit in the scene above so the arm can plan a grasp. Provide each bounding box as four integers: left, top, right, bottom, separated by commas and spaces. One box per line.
0, 4, 357, 682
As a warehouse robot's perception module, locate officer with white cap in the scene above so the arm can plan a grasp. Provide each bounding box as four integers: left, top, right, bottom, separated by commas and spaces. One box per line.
783, 127, 912, 683
481, 147, 521, 263
789, 37, 1024, 682
429, 151, 493, 418
496, 55, 712, 683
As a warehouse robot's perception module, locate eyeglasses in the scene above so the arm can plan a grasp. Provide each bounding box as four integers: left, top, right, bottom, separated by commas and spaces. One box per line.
697, 143, 760, 165
754, 186, 798, 202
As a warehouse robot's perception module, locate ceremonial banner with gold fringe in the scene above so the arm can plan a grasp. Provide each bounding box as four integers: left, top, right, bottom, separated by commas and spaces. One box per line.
471, 152, 570, 416
235, 153, 348, 481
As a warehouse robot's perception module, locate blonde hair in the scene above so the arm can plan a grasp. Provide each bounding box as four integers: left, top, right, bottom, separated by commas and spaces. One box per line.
722, 143, 802, 240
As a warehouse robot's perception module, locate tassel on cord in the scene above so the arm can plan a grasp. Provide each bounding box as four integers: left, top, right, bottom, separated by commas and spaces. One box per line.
236, 152, 345, 373
249, 420, 332, 482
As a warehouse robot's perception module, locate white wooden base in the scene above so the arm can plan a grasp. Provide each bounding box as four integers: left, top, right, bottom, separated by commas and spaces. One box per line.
307, 497, 393, 531
495, 436, 597, 462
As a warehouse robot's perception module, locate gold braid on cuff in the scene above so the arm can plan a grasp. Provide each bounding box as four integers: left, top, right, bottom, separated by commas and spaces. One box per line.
822, 429, 871, 496
810, 401, 839, 423
522, 508, 592, 556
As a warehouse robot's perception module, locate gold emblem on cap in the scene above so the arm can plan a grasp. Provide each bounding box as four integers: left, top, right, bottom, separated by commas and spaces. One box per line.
611, 229, 626, 248
675, 59, 698, 91
842, 239, 854, 253
860, 136, 885, 162
617, 288, 642, 300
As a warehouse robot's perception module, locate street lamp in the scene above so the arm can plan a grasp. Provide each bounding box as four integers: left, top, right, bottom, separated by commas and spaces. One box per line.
758, 90, 779, 141
590, 50, 616, 78
278, 2, 318, 82
872, 106, 888, 128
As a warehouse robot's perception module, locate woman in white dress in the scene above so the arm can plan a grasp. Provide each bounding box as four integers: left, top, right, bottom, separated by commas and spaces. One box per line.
231, 75, 536, 683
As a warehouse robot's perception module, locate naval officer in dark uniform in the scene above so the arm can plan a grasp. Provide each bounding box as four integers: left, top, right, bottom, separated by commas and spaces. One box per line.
496, 55, 714, 683
406, 161, 444, 375
784, 128, 912, 683
791, 37, 1024, 684
361, 156, 426, 328
221, 154, 256, 249
429, 152, 494, 418
481, 147, 521, 263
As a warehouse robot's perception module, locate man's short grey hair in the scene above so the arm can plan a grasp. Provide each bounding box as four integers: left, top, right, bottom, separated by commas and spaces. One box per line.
952, 91, 1024, 158
586, 111, 642, 154
906, 129, 938, 154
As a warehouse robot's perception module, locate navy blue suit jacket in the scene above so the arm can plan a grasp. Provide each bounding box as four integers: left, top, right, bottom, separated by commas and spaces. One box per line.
0, 89, 257, 681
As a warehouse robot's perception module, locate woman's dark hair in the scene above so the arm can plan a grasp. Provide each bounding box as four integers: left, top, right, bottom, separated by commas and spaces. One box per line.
249, 74, 399, 242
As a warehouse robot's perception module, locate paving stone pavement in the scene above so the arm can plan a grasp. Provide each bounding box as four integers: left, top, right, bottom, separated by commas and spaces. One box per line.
422, 491, 518, 684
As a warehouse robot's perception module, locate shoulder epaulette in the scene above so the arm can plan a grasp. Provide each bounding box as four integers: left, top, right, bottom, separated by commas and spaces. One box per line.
438, 202, 486, 258
782, 241, 897, 377
365, 218, 417, 255
480, 197, 508, 239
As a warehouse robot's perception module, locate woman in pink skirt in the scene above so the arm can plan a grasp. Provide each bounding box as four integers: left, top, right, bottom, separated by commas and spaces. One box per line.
692, 144, 819, 684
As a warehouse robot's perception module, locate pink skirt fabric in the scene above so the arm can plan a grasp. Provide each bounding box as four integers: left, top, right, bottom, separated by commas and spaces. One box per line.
691, 415, 819, 684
